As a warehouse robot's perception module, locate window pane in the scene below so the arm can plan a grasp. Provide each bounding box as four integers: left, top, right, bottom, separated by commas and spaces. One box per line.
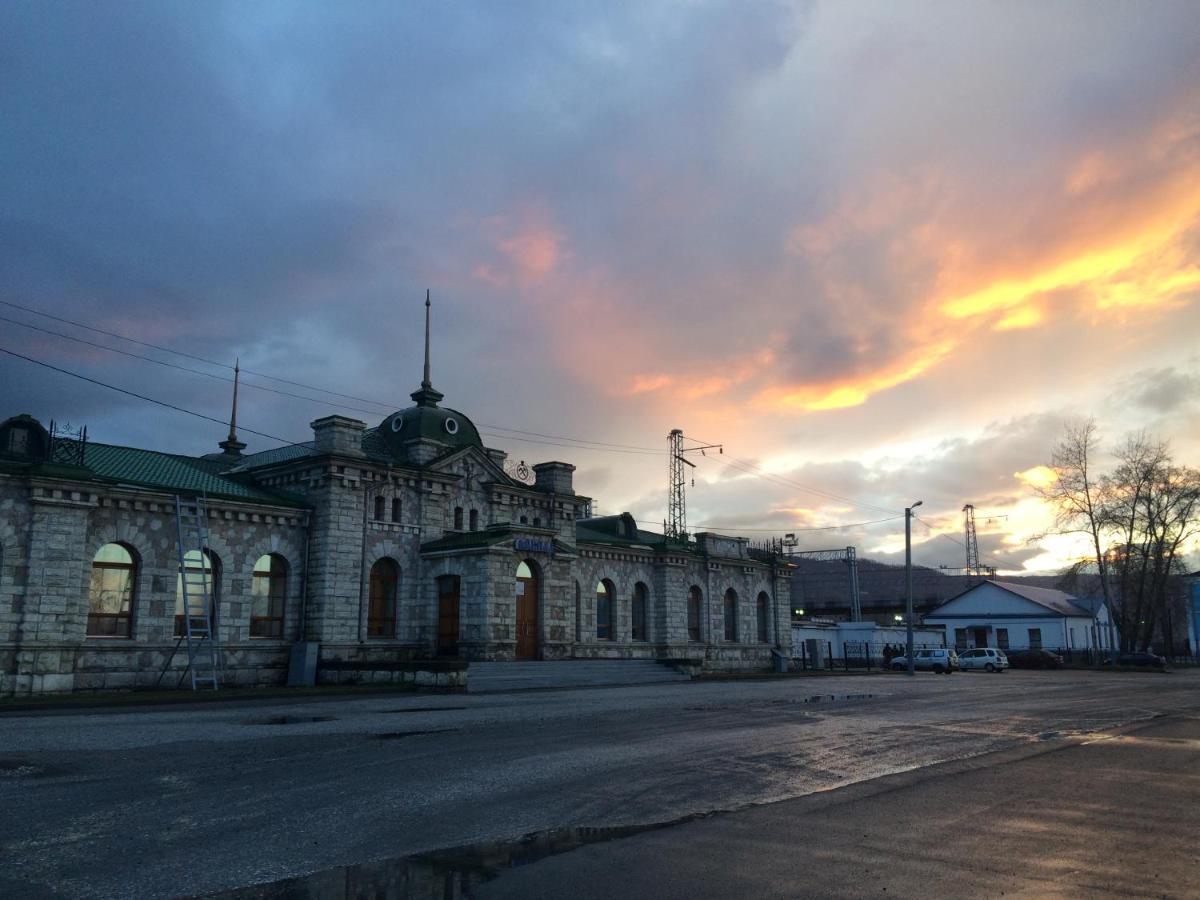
517, 561, 533, 579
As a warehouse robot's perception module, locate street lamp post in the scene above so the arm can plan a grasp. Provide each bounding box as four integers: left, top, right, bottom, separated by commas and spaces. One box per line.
905, 500, 923, 676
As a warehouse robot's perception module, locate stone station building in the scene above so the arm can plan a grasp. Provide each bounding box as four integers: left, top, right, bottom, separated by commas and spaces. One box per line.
0, 319, 792, 695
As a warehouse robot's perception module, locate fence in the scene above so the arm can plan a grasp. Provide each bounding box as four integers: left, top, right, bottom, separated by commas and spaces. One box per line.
792, 640, 945, 672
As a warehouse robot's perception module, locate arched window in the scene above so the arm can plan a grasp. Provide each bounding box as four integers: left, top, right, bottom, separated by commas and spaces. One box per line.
596, 579, 613, 641
367, 558, 400, 638
469, 509, 479, 531
687, 586, 703, 642
454, 506, 464, 530
391, 497, 402, 523
88, 543, 137, 637
574, 580, 582, 643
374, 495, 385, 521
723, 588, 738, 642
176, 549, 219, 637
632, 582, 648, 642
756, 592, 770, 643
533, 517, 542, 528
250, 554, 288, 638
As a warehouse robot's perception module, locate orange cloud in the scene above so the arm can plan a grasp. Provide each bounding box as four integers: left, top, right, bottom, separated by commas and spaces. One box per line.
499, 226, 562, 281
758, 339, 957, 412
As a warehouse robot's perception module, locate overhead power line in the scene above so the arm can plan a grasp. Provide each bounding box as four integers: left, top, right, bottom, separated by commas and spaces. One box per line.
0, 345, 303, 447
692, 514, 905, 532
915, 514, 1005, 571
0, 298, 665, 456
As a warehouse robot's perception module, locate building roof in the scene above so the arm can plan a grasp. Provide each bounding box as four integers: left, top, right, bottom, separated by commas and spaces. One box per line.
82, 442, 305, 507
949, 580, 1095, 617
576, 513, 671, 549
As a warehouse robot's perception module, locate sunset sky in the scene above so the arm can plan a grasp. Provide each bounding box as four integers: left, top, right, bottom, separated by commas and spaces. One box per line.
2, 1, 1198, 575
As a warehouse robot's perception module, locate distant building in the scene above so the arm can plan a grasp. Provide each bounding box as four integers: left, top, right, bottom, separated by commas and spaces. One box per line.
921, 580, 1113, 653
1186, 571, 1200, 656
0, 307, 792, 695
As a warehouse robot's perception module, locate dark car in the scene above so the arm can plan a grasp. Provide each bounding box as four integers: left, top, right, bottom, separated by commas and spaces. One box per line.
1005, 649, 1064, 670
1105, 651, 1167, 668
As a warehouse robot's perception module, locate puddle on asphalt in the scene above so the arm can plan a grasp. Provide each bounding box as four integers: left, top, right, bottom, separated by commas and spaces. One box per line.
372, 729, 458, 740
684, 692, 875, 712
204, 814, 713, 899
0, 758, 68, 778
243, 715, 337, 726
381, 706, 468, 714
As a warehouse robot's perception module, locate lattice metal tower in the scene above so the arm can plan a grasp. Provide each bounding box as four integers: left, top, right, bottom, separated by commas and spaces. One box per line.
963, 503, 982, 580
666, 429, 721, 540
667, 429, 688, 539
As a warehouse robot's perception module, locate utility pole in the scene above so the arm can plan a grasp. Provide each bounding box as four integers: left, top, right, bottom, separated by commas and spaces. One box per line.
666, 429, 722, 540
905, 500, 923, 676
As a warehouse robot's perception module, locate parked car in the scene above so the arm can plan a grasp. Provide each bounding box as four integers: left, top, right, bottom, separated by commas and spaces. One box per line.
958, 648, 1009, 672
1005, 649, 1064, 670
891, 648, 959, 674
1104, 651, 1167, 668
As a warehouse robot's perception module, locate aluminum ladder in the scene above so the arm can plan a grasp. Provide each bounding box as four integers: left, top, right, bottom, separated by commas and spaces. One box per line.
157, 495, 221, 690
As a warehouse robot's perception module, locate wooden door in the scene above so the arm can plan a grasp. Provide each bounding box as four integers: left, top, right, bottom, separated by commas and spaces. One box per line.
516, 569, 539, 660
437, 576, 460, 657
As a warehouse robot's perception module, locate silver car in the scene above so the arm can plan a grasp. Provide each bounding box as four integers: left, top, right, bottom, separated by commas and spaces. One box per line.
891, 648, 959, 674
958, 647, 1009, 672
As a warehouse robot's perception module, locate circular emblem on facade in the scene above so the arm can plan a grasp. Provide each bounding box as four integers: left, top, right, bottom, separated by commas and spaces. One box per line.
390, 415, 404, 433
444, 417, 460, 435
515, 462, 531, 482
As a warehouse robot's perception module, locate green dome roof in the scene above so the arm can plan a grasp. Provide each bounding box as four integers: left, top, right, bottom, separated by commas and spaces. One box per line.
379, 404, 482, 455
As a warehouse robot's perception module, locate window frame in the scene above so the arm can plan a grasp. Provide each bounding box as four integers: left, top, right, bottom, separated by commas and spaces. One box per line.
723, 589, 738, 642
596, 579, 613, 641
87, 543, 137, 638
631, 582, 648, 642
687, 586, 702, 642
755, 592, 770, 643
249, 553, 288, 639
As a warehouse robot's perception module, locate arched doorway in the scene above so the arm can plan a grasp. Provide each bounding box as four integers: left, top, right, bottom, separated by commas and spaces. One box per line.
437, 574, 461, 657
515, 560, 540, 660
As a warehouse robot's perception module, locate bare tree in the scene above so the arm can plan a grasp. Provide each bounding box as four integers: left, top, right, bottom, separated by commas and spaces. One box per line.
1101, 435, 1199, 651
1038, 420, 1110, 609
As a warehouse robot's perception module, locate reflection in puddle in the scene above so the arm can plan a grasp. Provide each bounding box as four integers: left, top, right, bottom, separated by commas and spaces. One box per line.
205, 816, 710, 899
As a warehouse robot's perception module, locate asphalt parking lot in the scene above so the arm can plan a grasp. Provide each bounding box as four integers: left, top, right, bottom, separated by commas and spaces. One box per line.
2, 668, 1198, 898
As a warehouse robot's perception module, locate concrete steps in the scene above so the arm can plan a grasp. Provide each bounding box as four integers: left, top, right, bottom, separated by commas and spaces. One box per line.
467, 659, 691, 694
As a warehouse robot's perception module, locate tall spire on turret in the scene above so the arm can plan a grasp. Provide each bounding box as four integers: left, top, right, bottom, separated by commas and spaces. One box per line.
422, 289, 432, 389
218, 358, 247, 457
410, 289, 444, 408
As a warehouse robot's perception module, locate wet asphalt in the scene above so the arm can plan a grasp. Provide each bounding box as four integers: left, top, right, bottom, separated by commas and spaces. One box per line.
2, 668, 1198, 898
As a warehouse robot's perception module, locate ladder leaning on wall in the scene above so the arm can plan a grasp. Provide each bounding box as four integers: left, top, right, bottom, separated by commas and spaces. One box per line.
156, 495, 221, 690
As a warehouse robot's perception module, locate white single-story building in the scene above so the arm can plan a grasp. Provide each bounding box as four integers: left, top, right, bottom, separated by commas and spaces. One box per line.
922, 580, 1114, 654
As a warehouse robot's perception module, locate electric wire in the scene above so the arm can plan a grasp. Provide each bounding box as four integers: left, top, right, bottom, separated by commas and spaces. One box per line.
0, 345, 304, 447
914, 514, 1005, 571
0, 298, 666, 455
692, 514, 905, 532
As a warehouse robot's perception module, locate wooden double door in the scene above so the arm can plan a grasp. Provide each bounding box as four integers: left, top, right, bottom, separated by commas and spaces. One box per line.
437, 575, 460, 657
515, 563, 540, 660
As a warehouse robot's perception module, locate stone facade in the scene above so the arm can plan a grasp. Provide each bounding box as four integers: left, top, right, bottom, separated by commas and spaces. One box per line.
0, 365, 792, 696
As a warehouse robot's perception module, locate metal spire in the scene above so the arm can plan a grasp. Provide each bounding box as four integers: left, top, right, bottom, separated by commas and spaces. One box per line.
218, 358, 246, 457
409, 289, 444, 408
227, 358, 240, 442
422, 289, 432, 389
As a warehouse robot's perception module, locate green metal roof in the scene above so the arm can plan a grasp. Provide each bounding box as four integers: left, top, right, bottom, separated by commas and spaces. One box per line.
82, 443, 306, 507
